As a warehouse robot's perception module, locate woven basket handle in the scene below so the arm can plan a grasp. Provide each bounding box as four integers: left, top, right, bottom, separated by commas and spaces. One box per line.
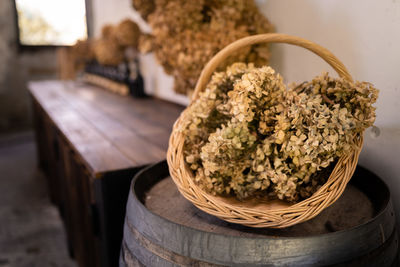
192, 33, 353, 101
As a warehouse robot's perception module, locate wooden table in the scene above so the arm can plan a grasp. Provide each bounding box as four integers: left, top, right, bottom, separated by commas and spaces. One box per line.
28, 80, 184, 267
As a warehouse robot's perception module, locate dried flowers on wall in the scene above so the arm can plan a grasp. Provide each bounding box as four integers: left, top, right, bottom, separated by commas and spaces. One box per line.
132, 0, 274, 95
70, 39, 95, 71
114, 19, 141, 48
93, 38, 125, 66
182, 63, 378, 202
91, 19, 142, 66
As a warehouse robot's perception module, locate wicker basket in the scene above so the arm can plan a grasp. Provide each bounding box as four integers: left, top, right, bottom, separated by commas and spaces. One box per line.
167, 33, 364, 228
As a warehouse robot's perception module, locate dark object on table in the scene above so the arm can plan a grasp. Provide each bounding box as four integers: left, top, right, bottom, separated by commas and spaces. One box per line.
121, 160, 398, 267
29, 81, 184, 267
84, 60, 146, 97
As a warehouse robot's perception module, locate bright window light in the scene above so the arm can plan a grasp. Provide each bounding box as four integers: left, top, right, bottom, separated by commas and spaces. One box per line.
15, 0, 88, 46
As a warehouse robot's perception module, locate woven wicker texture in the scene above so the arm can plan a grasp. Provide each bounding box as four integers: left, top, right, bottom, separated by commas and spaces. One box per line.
167, 33, 364, 228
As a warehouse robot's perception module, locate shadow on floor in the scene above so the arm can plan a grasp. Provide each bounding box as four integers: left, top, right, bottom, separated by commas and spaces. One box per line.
0, 131, 76, 267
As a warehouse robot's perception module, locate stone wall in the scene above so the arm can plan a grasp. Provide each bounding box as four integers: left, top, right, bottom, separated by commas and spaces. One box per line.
0, 0, 57, 132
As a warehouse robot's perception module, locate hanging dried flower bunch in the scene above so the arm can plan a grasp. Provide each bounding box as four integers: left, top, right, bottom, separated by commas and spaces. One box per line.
132, 0, 155, 20
101, 24, 116, 40
114, 19, 141, 48
70, 39, 95, 72
93, 20, 142, 66
71, 39, 94, 63
138, 33, 154, 54
132, 0, 274, 95
182, 63, 378, 202
93, 39, 124, 66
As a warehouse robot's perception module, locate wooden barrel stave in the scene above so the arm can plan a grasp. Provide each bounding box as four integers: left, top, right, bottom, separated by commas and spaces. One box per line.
121, 161, 398, 266
335, 229, 399, 267
121, 227, 399, 267
121, 222, 223, 267
120, 241, 146, 267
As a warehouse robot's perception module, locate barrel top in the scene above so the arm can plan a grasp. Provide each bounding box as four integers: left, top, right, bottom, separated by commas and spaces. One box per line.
144, 176, 374, 237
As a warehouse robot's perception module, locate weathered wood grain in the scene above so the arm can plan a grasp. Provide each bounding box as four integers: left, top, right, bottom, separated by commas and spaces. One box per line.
28, 80, 184, 176
30, 84, 134, 174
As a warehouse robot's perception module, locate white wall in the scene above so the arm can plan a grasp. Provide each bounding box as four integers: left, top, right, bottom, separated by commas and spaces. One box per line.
92, 0, 400, 222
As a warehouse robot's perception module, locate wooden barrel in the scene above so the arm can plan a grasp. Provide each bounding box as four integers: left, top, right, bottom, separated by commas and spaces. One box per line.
120, 161, 398, 267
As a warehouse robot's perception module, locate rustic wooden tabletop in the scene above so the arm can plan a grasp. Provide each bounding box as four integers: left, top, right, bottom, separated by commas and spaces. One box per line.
28, 80, 184, 176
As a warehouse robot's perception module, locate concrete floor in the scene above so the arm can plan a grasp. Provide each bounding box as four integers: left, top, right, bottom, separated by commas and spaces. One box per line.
0, 131, 76, 267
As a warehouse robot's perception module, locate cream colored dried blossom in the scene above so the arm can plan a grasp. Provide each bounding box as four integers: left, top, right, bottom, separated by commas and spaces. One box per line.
183, 63, 378, 202
133, 0, 273, 94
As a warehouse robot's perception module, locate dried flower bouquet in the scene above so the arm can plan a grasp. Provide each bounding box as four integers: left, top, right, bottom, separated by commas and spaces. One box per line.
132, 0, 274, 95
182, 63, 378, 203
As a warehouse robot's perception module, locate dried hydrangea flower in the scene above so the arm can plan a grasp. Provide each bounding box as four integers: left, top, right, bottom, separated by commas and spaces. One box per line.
114, 19, 141, 48
71, 39, 95, 72
132, 0, 155, 20
101, 24, 115, 40
133, 0, 273, 94
93, 39, 124, 66
183, 63, 378, 202
138, 33, 154, 54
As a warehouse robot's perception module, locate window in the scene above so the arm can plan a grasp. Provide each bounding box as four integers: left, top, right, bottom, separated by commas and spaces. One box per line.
15, 0, 88, 46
